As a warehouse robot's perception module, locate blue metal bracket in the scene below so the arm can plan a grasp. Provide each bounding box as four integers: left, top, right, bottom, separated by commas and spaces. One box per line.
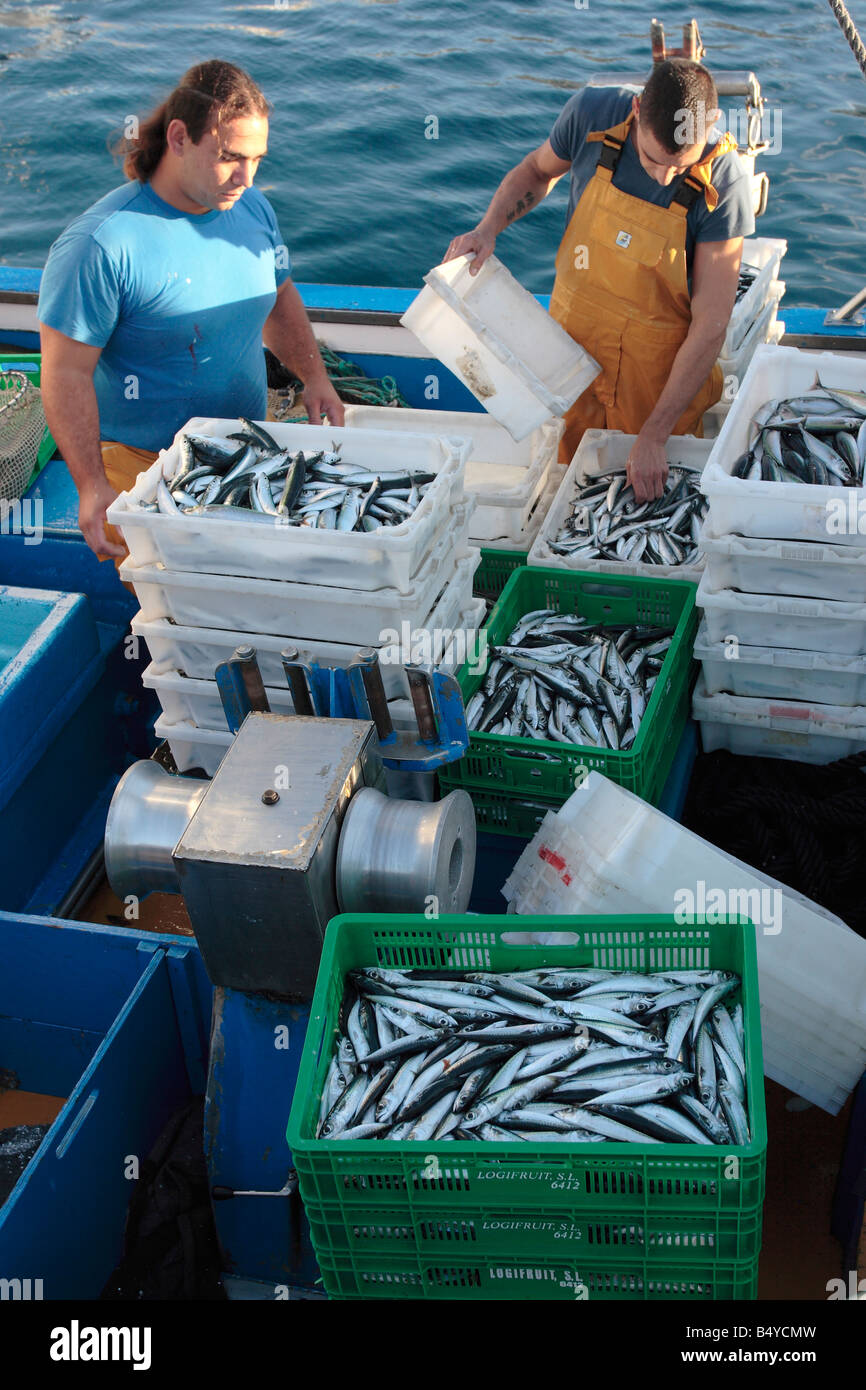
214, 660, 256, 735
214, 645, 469, 773
380, 669, 469, 772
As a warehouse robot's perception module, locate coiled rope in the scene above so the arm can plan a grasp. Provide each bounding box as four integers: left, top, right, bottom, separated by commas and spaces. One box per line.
682, 748, 866, 938
827, 0, 866, 80
265, 345, 410, 410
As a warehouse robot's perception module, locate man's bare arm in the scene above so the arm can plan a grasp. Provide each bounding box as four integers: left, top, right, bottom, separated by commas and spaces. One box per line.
444, 140, 572, 274
38, 324, 125, 558
627, 238, 743, 501
263, 278, 345, 426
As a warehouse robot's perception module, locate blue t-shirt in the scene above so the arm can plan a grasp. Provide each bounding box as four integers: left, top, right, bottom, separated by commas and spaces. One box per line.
549, 87, 755, 274
37, 181, 292, 451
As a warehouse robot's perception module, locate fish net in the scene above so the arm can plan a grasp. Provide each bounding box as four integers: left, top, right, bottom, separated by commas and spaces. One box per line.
683, 747, 866, 938
0, 370, 47, 501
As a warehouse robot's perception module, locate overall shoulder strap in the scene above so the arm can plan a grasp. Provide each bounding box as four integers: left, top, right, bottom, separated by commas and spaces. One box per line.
673, 131, 739, 213
585, 114, 635, 178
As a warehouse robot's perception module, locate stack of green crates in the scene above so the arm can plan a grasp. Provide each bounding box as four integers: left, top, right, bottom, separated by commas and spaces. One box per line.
0, 353, 57, 489
441, 565, 699, 837
286, 914, 766, 1301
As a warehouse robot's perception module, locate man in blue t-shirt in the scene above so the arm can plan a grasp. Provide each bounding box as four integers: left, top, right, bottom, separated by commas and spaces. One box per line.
38, 60, 344, 561
446, 61, 755, 500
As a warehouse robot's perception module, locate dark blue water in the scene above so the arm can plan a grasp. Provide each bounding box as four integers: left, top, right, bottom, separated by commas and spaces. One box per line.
2, 0, 866, 306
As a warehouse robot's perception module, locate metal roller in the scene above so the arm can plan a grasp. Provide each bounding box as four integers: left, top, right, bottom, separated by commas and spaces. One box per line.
104, 761, 207, 900
335, 787, 476, 915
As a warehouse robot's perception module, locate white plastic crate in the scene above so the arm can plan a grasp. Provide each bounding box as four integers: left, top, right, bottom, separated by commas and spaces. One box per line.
400, 254, 601, 441
106, 417, 469, 592
697, 572, 866, 655
121, 505, 476, 644
144, 662, 479, 733
145, 663, 296, 728
149, 598, 487, 773
717, 282, 785, 384
723, 237, 788, 357
700, 527, 866, 603
342, 405, 563, 543
153, 715, 232, 776
715, 318, 786, 410
500, 770, 866, 1115
702, 345, 866, 545
482, 464, 567, 551
133, 580, 486, 701
152, 700, 436, 767
692, 672, 866, 763
528, 429, 712, 582
694, 618, 866, 705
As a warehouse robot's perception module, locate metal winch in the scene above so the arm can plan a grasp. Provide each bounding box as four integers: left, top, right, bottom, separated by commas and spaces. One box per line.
104, 648, 476, 998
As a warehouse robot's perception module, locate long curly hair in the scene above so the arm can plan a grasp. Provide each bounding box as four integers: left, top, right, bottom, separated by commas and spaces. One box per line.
115, 60, 270, 181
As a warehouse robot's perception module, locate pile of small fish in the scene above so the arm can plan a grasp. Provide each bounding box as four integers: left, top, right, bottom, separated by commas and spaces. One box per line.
546, 468, 707, 566
734, 262, 759, 304
140, 418, 436, 530
317, 966, 750, 1145
464, 609, 672, 750
731, 382, 866, 486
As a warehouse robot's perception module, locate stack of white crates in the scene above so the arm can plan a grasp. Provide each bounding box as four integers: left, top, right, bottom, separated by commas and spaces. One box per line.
701, 235, 788, 441
694, 344, 866, 763
107, 417, 485, 775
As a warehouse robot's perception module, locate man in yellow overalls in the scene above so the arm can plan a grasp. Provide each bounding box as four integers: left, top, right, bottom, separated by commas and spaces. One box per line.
445, 60, 755, 501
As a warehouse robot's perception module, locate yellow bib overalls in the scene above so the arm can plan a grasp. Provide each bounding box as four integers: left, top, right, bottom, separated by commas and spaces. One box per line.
549, 113, 738, 464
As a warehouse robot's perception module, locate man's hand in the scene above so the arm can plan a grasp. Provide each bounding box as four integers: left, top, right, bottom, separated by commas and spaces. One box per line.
626, 431, 669, 503
444, 225, 497, 276
78, 478, 126, 559
302, 374, 345, 428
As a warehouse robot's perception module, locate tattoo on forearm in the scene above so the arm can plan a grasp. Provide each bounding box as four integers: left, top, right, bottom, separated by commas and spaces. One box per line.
505, 189, 537, 224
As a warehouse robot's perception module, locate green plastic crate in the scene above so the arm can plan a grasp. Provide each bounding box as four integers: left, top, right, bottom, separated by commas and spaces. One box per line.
314, 1250, 760, 1301
286, 914, 766, 1219
305, 1200, 763, 1265
436, 778, 559, 838
473, 548, 527, 602
0, 353, 57, 487
448, 566, 698, 804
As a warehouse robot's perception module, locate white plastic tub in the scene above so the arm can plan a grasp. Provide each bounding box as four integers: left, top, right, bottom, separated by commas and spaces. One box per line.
528, 429, 712, 582
106, 417, 469, 592
153, 715, 232, 776
692, 672, 866, 763
400, 254, 601, 441
132, 581, 486, 700
702, 345, 866, 545
723, 237, 788, 356
697, 571, 866, 654
483, 462, 566, 549
482, 464, 568, 551
717, 283, 784, 384
500, 770, 866, 1114
145, 663, 297, 728
120, 504, 475, 643
343, 405, 562, 543
694, 618, 866, 705
148, 597, 487, 771
700, 527, 866, 603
